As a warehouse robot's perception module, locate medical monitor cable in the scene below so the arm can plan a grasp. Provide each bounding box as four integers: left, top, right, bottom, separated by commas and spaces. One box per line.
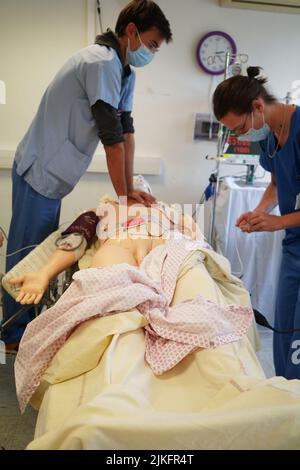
0, 222, 79, 257
253, 310, 300, 334
232, 226, 300, 333
0, 226, 39, 258
233, 230, 300, 333
0, 245, 39, 258
0, 225, 38, 257
232, 230, 300, 332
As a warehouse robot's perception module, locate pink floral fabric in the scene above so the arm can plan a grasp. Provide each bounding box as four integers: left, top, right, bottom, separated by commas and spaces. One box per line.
15, 240, 253, 413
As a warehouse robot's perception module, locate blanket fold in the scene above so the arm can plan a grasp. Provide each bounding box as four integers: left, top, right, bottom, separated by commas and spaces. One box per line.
15, 240, 253, 413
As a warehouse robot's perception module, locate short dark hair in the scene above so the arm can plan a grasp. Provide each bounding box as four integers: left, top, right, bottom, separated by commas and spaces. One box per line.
213, 66, 277, 120
115, 0, 172, 43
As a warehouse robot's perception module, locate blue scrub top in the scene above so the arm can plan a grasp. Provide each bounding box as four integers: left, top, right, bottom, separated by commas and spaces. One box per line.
15, 44, 136, 199
259, 106, 300, 254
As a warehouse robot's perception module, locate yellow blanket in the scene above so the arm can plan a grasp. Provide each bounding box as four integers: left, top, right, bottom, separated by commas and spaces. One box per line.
27, 248, 300, 450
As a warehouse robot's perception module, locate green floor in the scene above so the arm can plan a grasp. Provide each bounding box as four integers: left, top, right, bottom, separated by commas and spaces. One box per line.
0, 354, 37, 450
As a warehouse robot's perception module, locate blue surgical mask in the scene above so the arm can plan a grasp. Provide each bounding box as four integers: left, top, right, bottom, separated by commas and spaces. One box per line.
127, 30, 154, 67
238, 112, 270, 142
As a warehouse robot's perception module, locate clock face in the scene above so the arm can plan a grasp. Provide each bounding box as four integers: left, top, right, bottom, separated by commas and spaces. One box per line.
196, 31, 237, 75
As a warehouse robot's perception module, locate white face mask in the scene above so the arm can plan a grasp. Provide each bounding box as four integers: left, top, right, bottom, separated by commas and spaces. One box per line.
127, 30, 154, 67
238, 112, 271, 142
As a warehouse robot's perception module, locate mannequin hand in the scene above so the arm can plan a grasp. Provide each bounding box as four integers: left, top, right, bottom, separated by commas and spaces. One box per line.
9, 270, 50, 305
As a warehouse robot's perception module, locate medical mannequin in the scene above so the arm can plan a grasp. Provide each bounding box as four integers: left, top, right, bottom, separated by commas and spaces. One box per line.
3, 0, 172, 349
213, 66, 300, 379
9, 199, 202, 306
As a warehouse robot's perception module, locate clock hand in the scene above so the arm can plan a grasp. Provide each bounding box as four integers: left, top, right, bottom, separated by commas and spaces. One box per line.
216, 55, 225, 63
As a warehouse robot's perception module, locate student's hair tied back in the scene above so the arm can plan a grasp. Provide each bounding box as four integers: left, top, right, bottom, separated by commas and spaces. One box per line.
247, 66, 267, 85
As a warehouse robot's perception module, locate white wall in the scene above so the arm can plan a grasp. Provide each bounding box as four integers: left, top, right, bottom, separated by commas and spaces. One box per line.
1, 0, 300, 272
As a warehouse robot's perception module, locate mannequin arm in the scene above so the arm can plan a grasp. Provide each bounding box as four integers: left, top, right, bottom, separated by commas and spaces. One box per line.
9, 249, 78, 305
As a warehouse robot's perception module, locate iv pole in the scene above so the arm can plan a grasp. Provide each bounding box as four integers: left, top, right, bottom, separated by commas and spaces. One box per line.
208, 52, 231, 248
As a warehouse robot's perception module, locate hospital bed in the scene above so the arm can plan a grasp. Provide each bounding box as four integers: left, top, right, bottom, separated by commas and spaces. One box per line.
2, 206, 300, 450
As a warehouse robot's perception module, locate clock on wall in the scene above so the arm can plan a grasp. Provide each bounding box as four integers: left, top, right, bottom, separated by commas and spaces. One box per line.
196, 31, 237, 76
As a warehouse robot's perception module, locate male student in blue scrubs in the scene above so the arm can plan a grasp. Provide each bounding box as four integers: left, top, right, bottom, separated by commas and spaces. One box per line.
213, 66, 300, 379
3, 0, 172, 350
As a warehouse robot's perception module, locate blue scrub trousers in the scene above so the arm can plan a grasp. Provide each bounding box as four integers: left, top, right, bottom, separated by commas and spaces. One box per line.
2, 162, 61, 344
274, 245, 300, 379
